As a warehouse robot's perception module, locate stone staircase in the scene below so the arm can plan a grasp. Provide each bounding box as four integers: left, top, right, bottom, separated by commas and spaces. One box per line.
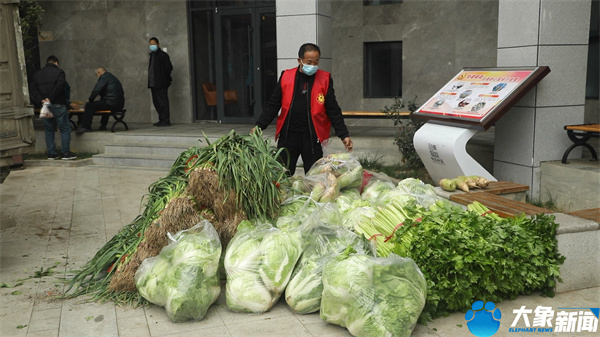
92, 133, 220, 169
90, 126, 404, 169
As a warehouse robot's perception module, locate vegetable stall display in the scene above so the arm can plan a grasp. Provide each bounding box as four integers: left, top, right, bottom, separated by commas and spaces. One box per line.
62, 131, 565, 335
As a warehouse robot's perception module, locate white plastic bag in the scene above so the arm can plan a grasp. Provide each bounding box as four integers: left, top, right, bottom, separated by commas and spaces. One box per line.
39, 102, 54, 118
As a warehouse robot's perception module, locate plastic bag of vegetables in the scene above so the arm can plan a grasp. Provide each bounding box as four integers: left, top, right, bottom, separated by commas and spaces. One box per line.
285, 223, 371, 314
135, 220, 222, 322
320, 248, 427, 337
276, 195, 318, 231
306, 153, 364, 190
224, 220, 303, 313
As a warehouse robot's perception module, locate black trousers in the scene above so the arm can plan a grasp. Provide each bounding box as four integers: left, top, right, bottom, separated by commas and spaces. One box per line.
151, 87, 170, 123
81, 99, 123, 129
278, 130, 323, 176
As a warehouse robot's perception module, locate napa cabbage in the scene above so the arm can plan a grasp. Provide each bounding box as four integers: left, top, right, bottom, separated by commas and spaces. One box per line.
224, 221, 303, 313
285, 223, 371, 314
320, 248, 427, 337
135, 221, 222, 322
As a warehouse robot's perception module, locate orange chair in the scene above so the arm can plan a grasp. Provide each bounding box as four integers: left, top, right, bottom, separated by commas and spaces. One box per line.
202, 83, 238, 106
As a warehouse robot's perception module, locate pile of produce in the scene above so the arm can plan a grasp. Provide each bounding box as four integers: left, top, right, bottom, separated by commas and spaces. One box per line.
63, 136, 565, 336
64, 130, 288, 304
439, 175, 490, 192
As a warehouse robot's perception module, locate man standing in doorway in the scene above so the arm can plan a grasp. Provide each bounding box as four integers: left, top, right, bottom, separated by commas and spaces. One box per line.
30, 55, 77, 160
148, 37, 173, 126
76, 67, 124, 134
254, 43, 353, 176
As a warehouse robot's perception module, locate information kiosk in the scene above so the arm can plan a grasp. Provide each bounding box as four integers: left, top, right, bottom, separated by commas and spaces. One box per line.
411, 66, 550, 184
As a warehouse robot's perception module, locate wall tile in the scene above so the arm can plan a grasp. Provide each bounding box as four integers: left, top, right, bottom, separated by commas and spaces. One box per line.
276, 0, 317, 16
276, 15, 317, 60
494, 106, 535, 165
533, 106, 585, 165
497, 0, 541, 48
537, 45, 590, 107
539, 0, 592, 45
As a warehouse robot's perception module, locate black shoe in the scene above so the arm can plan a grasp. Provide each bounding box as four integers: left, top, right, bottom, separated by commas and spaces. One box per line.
155, 122, 172, 127
153, 122, 161, 126
48, 153, 59, 160
98, 125, 108, 131
76, 128, 92, 135
61, 152, 77, 160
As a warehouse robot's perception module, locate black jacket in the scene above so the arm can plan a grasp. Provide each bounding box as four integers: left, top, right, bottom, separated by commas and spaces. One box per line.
256, 68, 349, 140
89, 72, 124, 104
30, 63, 67, 108
148, 49, 173, 89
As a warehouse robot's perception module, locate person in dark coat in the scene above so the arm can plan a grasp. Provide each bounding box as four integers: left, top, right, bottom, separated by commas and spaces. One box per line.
29, 55, 76, 160
254, 43, 353, 175
148, 37, 173, 126
76, 67, 125, 134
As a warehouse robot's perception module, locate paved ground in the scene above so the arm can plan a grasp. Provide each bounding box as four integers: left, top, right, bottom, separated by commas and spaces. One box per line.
1, 165, 598, 337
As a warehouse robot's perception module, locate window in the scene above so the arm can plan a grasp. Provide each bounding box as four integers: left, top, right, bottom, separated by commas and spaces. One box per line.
364, 41, 402, 98
363, 0, 402, 5
585, 0, 598, 99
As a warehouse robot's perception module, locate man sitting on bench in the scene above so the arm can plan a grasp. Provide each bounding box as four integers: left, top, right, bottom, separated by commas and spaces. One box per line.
76, 67, 124, 134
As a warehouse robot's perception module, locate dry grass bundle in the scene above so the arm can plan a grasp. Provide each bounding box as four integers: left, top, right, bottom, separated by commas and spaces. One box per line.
108, 195, 203, 292
187, 168, 247, 247
186, 168, 241, 222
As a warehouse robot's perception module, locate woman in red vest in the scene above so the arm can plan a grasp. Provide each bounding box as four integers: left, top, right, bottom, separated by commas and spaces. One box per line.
255, 43, 353, 175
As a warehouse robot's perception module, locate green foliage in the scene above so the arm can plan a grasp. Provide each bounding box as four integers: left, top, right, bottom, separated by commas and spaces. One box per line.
18, 0, 44, 62
381, 96, 424, 169
392, 201, 565, 322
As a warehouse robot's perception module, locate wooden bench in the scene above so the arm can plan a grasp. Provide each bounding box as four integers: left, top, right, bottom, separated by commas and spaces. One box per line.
562, 123, 599, 164
342, 111, 410, 118
68, 109, 128, 132
566, 208, 600, 223
449, 181, 552, 218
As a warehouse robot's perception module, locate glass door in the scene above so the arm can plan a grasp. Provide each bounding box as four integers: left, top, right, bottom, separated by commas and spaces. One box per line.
214, 7, 276, 123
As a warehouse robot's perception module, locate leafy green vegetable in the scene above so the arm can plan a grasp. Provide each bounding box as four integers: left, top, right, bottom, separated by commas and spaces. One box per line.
320, 248, 427, 337
392, 201, 565, 322
135, 221, 222, 322
285, 223, 371, 314
224, 221, 303, 313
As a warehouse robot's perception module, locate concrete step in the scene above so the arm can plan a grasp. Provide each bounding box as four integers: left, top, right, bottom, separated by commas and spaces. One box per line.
104, 143, 192, 157
112, 133, 219, 147
92, 153, 178, 168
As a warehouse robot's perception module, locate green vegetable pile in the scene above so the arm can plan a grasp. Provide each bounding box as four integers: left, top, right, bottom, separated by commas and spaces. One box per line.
61, 141, 565, 334
392, 200, 565, 321
64, 129, 288, 305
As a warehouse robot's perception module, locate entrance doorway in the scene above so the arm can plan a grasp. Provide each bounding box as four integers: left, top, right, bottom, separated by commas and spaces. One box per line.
189, 3, 277, 124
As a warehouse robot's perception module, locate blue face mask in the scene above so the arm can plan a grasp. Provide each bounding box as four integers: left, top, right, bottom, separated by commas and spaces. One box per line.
149, 45, 158, 52
301, 60, 318, 76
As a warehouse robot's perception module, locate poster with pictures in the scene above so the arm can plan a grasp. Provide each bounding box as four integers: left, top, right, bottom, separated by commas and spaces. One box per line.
413, 67, 550, 130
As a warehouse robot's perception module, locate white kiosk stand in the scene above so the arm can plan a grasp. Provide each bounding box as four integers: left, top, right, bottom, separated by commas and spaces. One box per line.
413, 122, 496, 184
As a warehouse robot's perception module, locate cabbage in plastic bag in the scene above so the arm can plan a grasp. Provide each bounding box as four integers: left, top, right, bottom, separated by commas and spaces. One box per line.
321, 249, 427, 337
135, 220, 222, 322
285, 223, 371, 314
224, 220, 303, 313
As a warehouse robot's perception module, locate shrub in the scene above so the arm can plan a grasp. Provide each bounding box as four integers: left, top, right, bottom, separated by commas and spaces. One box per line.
381, 96, 424, 169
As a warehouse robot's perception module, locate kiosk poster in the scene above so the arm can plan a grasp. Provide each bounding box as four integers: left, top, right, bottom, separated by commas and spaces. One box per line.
413, 66, 550, 130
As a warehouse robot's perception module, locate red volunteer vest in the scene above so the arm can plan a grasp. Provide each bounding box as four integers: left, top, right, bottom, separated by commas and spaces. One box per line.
275, 68, 331, 143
